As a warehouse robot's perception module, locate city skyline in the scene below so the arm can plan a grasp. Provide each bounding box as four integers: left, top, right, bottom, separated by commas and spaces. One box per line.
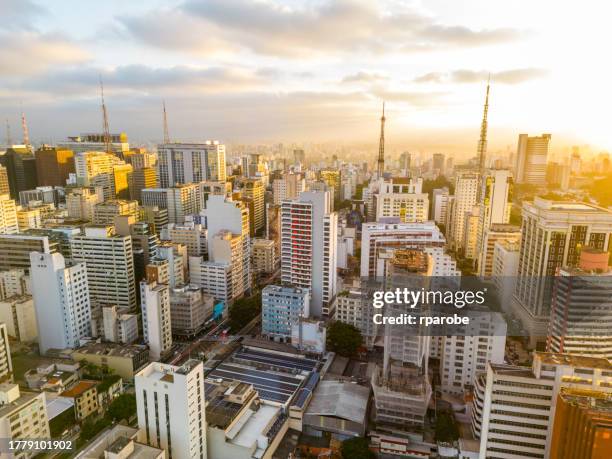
2, 0, 611, 154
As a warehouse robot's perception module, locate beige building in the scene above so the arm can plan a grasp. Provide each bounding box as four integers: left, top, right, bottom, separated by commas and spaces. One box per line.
241, 178, 265, 234
0, 296, 38, 343
16, 207, 41, 231
93, 199, 139, 225
0, 195, 18, 235
71, 342, 149, 381
252, 238, 277, 274
66, 187, 101, 221
60, 380, 99, 420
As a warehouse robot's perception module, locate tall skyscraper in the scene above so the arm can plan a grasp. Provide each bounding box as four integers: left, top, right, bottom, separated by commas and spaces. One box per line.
281, 191, 338, 317
513, 197, 612, 340
70, 225, 137, 310
448, 170, 479, 251
135, 360, 207, 459
34, 146, 75, 187
240, 178, 265, 235
140, 275, 172, 361
157, 141, 226, 187
129, 166, 157, 202
29, 251, 91, 353
515, 133, 551, 185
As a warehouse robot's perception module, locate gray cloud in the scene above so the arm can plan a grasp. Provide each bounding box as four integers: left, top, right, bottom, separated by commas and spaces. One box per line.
0, 0, 46, 30
342, 72, 388, 84
119, 0, 523, 57
414, 68, 548, 84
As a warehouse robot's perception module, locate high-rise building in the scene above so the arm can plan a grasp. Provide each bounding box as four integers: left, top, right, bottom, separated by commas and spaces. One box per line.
0, 146, 37, 199
0, 195, 18, 234
16, 207, 41, 231
319, 169, 341, 204
157, 141, 226, 187
74, 151, 123, 200
112, 163, 133, 199
549, 388, 612, 458
432, 187, 450, 225
0, 269, 28, 300
170, 285, 213, 337
129, 166, 157, 202
0, 385, 50, 447
29, 251, 91, 354
272, 172, 305, 204
0, 165, 9, 196
162, 221, 207, 258
448, 170, 479, 251
280, 191, 338, 317
252, 238, 277, 274
367, 177, 428, 223
513, 197, 612, 339
66, 187, 101, 221
141, 184, 201, 224
93, 199, 139, 225
360, 220, 445, 277
0, 323, 12, 381
70, 226, 137, 310
261, 285, 310, 340
515, 133, 551, 185
135, 360, 207, 459
0, 233, 59, 270
59, 133, 130, 157
547, 247, 612, 359
472, 353, 612, 459
477, 223, 520, 277
432, 153, 445, 175
140, 278, 172, 361
240, 178, 265, 235
34, 145, 75, 187
0, 296, 38, 343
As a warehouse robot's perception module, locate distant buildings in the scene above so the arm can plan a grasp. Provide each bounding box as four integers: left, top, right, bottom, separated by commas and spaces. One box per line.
135, 360, 207, 459
448, 170, 479, 251
0, 194, 18, 234
141, 184, 202, 224
34, 145, 74, 187
515, 133, 551, 185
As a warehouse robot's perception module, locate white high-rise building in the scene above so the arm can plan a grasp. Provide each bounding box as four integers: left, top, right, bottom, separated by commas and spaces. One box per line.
140, 280, 172, 361
66, 187, 101, 221
471, 353, 612, 459
74, 151, 124, 200
141, 184, 202, 224
432, 187, 450, 225
515, 133, 551, 185
29, 251, 91, 354
372, 177, 429, 223
70, 225, 137, 310
135, 360, 207, 459
448, 170, 479, 251
439, 311, 506, 395
0, 323, 12, 381
157, 141, 226, 187
0, 195, 18, 234
272, 172, 305, 204
280, 191, 338, 317
477, 224, 520, 277
162, 221, 207, 257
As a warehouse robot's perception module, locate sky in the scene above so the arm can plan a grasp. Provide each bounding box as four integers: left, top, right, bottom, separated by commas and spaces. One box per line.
1, 0, 611, 156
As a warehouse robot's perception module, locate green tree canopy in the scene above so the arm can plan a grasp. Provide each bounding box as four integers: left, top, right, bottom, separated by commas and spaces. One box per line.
340, 437, 375, 459
107, 393, 136, 422
327, 321, 363, 357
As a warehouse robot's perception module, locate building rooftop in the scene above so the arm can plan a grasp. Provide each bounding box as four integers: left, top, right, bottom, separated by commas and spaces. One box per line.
305, 380, 370, 424
535, 352, 612, 370
73, 342, 148, 359
60, 380, 98, 398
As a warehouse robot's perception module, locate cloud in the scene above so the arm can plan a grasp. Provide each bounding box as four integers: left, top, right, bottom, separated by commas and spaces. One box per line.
119, 0, 523, 57
413, 68, 548, 84
342, 72, 388, 84
0, 0, 47, 30
0, 32, 89, 77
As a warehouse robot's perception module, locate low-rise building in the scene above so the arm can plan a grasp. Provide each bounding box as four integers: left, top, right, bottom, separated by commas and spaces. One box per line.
60, 380, 99, 421
71, 343, 149, 381
0, 384, 50, 452
75, 424, 164, 459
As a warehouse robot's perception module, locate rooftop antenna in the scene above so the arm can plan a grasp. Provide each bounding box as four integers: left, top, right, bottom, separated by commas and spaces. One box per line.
21, 104, 30, 146
163, 100, 170, 144
377, 101, 386, 178
476, 74, 491, 202
99, 75, 111, 155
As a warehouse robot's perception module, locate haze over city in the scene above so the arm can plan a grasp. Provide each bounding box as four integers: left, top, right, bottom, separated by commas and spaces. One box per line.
2, 0, 611, 155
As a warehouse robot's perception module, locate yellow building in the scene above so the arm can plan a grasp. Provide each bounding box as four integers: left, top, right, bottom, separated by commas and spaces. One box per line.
60, 380, 99, 420
113, 163, 134, 200
550, 388, 612, 459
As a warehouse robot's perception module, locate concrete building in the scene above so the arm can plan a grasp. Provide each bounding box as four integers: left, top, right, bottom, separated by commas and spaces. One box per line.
129, 166, 157, 203
463, 205, 480, 260
0, 146, 37, 200
140, 277, 172, 361
112, 163, 133, 199
66, 187, 100, 221
515, 133, 551, 185
240, 178, 265, 234
29, 251, 91, 354
157, 141, 226, 186
135, 360, 207, 459
273, 172, 305, 204
0, 269, 28, 300
141, 184, 202, 224
156, 243, 186, 288
291, 319, 326, 354
75, 424, 164, 459
188, 258, 233, 304
335, 285, 378, 349
74, 151, 123, 200
471, 353, 612, 459
476, 223, 520, 277
262, 285, 310, 341
440, 311, 507, 395
372, 177, 429, 223
70, 225, 137, 310
0, 165, 8, 196
432, 187, 450, 225
98, 305, 139, 344
60, 380, 99, 421
0, 385, 50, 452
0, 195, 18, 234
547, 248, 612, 359
513, 197, 612, 340
0, 296, 37, 343
0, 233, 59, 270
0, 324, 11, 382
93, 199, 139, 225
360, 220, 445, 277
448, 170, 479, 251
252, 238, 277, 275
162, 221, 207, 257
549, 388, 612, 458
492, 240, 520, 311
16, 207, 41, 231
59, 133, 129, 157
206, 380, 287, 459
72, 342, 149, 381
281, 191, 338, 317
170, 285, 213, 337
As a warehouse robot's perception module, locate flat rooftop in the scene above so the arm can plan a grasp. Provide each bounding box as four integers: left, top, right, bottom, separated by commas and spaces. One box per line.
536, 352, 612, 370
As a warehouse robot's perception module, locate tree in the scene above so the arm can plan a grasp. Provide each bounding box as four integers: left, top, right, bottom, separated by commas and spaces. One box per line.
228, 293, 261, 332
327, 321, 362, 357
80, 417, 111, 441
435, 411, 459, 444
107, 393, 136, 422
340, 437, 375, 459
